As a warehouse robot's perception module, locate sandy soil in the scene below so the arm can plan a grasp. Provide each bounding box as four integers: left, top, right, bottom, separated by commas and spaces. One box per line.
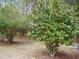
0, 36, 79, 59
0, 37, 49, 59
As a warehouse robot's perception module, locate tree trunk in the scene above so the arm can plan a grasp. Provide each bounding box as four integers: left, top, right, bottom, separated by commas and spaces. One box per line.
6, 31, 14, 44
8, 35, 13, 44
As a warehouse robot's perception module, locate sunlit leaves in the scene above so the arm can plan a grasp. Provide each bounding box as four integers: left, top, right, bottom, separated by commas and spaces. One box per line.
30, 0, 76, 54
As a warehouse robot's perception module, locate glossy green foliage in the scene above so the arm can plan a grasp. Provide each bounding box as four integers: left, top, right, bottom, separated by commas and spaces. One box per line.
30, 0, 75, 54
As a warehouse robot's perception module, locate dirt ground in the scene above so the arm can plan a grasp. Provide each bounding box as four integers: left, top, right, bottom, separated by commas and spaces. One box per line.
0, 36, 79, 59
0, 37, 51, 59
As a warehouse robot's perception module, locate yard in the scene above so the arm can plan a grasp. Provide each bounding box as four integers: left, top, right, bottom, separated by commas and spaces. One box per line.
0, 0, 79, 59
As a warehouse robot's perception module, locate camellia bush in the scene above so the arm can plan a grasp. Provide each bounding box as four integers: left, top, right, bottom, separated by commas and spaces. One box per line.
0, 5, 18, 43
0, 5, 30, 44
30, 0, 76, 54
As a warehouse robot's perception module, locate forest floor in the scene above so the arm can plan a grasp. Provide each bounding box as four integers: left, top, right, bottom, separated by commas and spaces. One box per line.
0, 36, 79, 59
0, 36, 51, 59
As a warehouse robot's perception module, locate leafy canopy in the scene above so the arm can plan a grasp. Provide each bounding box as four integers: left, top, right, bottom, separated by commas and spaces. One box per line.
30, 0, 76, 54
